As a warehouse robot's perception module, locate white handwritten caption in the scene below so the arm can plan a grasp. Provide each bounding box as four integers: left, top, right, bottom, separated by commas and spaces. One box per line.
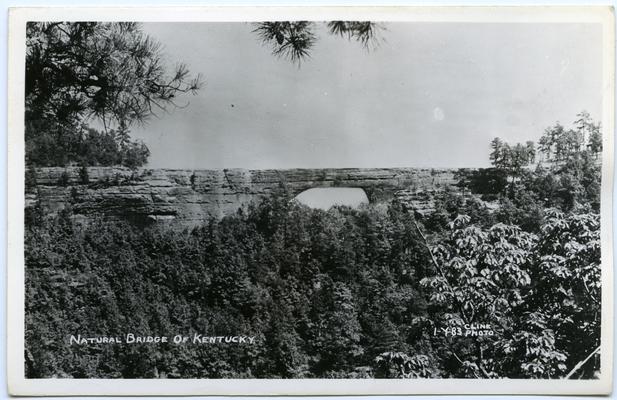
433, 323, 495, 337
69, 334, 256, 345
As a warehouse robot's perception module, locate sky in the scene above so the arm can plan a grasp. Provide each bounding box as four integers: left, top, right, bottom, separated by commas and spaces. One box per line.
130, 22, 603, 169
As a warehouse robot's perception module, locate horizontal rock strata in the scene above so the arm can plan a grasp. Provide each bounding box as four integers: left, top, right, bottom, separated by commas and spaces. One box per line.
26, 167, 471, 227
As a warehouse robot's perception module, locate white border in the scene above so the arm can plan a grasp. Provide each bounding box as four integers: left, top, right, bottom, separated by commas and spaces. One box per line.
6, 6, 615, 396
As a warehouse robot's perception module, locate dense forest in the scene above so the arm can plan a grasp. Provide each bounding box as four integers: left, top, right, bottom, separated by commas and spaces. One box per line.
24, 113, 603, 379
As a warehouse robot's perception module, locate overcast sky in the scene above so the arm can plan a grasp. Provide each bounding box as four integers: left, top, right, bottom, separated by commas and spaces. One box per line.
131, 22, 603, 169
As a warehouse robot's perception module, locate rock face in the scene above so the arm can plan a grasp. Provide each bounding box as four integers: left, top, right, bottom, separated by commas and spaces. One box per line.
27, 167, 470, 227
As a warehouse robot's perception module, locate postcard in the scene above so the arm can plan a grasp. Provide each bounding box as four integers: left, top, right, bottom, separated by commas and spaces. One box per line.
6, 5, 614, 396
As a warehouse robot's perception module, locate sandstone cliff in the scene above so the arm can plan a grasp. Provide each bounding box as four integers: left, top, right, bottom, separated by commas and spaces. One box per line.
26, 167, 468, 226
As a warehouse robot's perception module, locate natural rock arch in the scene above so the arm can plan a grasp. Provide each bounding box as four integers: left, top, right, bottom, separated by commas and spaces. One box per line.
27, 166, 468, 226
293, 187, 370, 209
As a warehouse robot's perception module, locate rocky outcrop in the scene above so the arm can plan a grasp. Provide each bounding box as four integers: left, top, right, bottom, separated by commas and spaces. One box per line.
26, 167, 469, 226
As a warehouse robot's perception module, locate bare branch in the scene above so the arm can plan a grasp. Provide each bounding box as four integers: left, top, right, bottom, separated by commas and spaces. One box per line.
564, 346, 600, 379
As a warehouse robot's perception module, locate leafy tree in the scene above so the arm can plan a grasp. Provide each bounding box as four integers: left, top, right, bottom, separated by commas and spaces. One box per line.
418, 215, 537, 376
489, 137, 535, 184
464, 113, 601, 215
416, 208, 600, 378
534, 113, 602, 210
538, 112, 601, 164
489, 138, 507, 169
538, 123, 582, 162
374, 352, 435, 378
575, 111, 602, 157
531, 208, 601, 378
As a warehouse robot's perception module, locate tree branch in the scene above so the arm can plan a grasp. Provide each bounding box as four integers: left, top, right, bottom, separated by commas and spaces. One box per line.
564, 346, 600, 379
581, 277, 600, 305
414, 219, 495, 379
413, 219, 469, 321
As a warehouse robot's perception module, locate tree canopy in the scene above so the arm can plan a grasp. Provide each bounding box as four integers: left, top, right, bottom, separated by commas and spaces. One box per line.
25, 22, 202, 167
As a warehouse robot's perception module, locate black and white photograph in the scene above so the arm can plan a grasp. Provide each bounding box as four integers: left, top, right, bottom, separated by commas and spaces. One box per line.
6, 6, 614, 396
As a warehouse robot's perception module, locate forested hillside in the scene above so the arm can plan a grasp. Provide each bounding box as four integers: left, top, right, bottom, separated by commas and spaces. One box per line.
24, 114, 602, 379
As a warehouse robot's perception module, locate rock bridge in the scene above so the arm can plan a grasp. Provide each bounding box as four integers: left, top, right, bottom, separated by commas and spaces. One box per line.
27, 167, 466, 226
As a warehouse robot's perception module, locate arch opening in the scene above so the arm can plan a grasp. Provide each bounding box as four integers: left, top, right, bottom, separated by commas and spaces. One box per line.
294, 187, 369, 210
